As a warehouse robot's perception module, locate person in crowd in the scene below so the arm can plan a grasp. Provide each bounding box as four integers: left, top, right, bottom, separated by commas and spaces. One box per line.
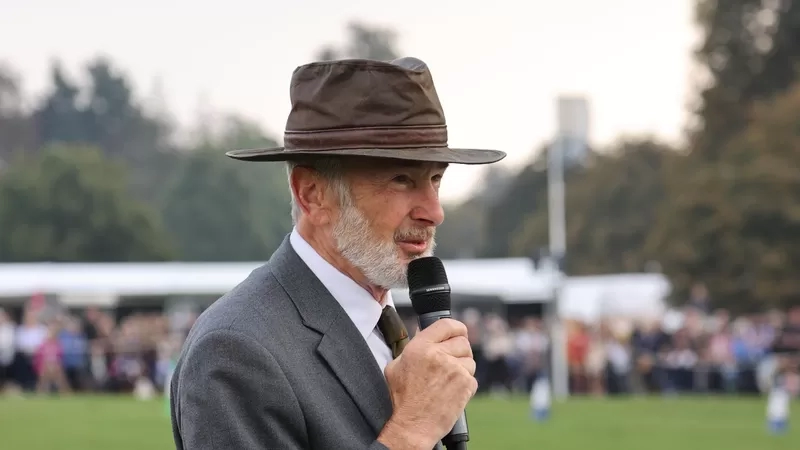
13, 310, 47, 391
567, 321, 590, 394
604, 329, 632, 395
630, 318, 668, 393
58, 316, 88, 391
482, 314, 515, 394
585, 324, 609, 396
34, 322, 71, 395
662, 328, 699, 393
771, 306, 800, 379
687, 282, 711, 314
512, 317, 549, 392
0, 309, 15, 391
706, 318, 736, 392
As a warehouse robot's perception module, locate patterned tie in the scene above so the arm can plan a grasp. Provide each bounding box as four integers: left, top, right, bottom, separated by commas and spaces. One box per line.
377, 305, 409, 358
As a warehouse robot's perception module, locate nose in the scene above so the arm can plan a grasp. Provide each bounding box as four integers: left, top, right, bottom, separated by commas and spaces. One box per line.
409, 183, 445, 227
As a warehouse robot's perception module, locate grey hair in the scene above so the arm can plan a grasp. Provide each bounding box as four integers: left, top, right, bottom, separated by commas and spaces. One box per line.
285, 157, 351, 224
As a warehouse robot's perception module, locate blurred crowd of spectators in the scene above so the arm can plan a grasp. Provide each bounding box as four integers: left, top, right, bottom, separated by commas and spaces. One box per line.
0, 302, 188, 396
1, 289, 799, 399
559, 306, 800, 397
456, 295, 800, 398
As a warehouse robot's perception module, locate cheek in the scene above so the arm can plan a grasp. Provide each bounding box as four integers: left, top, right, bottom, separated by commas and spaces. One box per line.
364, 197, 411, 237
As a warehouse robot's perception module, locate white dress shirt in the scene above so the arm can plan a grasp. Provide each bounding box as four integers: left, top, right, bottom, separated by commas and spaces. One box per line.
290, 228, 395, 373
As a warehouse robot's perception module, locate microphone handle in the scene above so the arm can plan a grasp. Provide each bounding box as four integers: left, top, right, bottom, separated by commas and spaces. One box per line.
417, 310, 470, 450
418, 310, 452, 330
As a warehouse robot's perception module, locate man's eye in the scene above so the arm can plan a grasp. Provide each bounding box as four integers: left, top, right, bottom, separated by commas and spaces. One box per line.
392, 175, 413, 184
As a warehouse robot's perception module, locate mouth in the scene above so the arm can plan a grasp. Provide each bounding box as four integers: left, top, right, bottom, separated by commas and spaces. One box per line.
396, 239, 428, 254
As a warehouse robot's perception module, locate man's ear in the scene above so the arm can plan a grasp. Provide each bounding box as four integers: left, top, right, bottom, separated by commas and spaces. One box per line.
290, 166, 333, 226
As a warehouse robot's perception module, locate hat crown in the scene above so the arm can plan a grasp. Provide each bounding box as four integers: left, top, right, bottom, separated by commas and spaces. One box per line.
285, 58, 446, 133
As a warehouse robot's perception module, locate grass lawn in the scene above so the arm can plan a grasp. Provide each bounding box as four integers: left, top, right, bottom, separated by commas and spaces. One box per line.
0, 395, 797, 449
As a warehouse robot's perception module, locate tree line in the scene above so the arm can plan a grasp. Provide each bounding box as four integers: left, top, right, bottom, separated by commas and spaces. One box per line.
2, 5, 800, 313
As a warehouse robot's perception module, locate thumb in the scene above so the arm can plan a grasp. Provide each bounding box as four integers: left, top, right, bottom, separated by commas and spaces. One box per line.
416, 318, 467, 344
384, 354, 402, 376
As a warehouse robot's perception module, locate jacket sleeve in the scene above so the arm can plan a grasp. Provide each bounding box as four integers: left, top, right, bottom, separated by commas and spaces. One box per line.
172, 329, 309, 449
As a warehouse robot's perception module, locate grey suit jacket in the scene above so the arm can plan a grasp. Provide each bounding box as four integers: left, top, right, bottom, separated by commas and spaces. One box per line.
170, 236, 395, 449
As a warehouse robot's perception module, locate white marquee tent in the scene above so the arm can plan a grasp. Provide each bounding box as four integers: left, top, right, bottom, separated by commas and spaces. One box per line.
0, 258, 560, 307
0, 260, 670, 319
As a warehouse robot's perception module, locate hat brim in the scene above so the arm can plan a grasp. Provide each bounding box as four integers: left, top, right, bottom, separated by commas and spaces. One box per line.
225, 146, 506, 165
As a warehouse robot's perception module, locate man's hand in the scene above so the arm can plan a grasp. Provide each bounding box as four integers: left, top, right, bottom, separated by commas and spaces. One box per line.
377, 319, 477, 450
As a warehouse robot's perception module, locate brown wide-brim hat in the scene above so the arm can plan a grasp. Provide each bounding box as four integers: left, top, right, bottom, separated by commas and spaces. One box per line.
226, 57, 506, 165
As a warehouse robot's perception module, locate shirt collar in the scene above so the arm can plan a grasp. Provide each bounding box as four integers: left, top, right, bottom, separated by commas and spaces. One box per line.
289, 228, 394, 340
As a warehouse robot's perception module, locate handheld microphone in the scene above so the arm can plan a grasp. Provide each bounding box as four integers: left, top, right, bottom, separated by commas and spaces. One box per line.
407, 256, 469, 450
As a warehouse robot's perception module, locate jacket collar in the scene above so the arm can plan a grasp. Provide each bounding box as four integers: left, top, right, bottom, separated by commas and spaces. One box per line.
269, 235, 393, 435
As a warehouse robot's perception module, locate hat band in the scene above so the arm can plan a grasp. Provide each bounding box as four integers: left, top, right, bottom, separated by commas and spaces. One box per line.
283, 125, 448, 151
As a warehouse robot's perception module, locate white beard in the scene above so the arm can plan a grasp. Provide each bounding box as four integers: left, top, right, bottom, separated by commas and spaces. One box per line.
333, 201, 436, 289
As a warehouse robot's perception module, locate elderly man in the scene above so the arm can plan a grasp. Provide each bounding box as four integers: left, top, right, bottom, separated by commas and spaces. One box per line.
169, 57, 505, 450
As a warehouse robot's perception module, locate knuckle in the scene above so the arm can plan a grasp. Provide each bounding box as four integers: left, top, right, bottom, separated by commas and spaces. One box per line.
421, 344, 437, 359
446, 365, 461, 381
468, 377, 478, 396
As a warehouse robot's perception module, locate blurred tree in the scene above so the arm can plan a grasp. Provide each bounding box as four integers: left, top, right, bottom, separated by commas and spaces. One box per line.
435, 165, 515, 259
757, 0, 800, 96
434, 199, 487, 259
161, 115, 291, 261
436, 165, 514, 259
511, 138, 676, 275
477, 145, 553, 258
316, 22, 401, 61
0, 145, 173, 262
691, 0, 800, 160
32, 57, 177, 203
33, 61, 86, 145
0, 63, 36, 163
647, 83, 800, 312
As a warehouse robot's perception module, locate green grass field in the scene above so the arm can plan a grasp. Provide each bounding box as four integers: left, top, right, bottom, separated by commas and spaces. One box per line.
0, 395, 797, 449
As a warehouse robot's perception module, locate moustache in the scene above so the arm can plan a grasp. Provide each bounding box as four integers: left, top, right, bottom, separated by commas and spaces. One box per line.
394, 227, 435, 242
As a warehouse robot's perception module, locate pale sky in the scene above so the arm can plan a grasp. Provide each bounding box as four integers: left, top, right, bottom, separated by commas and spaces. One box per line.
1, 0, 697, 202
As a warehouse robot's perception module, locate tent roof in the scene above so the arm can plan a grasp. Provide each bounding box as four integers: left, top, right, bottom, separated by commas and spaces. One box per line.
0, 258, 559, 306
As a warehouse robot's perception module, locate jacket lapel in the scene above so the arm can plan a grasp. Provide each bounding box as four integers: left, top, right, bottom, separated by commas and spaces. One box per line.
269, 236, 393, 435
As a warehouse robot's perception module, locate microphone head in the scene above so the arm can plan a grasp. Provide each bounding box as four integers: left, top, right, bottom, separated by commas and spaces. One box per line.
407, 256, 451, 315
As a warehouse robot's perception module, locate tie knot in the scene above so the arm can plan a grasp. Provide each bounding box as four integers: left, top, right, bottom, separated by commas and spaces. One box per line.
378, 306, 409, 358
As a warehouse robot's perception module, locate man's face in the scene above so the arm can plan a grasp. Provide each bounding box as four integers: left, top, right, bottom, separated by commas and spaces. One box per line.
330, 158, 447, 289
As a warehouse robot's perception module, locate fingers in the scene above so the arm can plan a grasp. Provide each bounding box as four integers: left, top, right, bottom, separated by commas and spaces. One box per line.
457, 356, 476, 377
416, 318, 468, 344
436, 336, 472, 359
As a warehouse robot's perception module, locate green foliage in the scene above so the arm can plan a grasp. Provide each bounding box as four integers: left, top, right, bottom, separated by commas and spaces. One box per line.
0, 64, 36, 161
691, 0, 800, 160
0, 145, 174, 262
32, 58, 176, 204
478, 148, 550, 258
511, 138, 675, 275
159, 148, 271, 261
434, 199, 487, 259
648, 83, 800, 311
159, 116, 291, 261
